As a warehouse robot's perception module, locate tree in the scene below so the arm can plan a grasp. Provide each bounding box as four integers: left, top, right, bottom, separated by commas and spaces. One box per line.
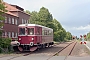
25, 10, 31, 14
25, 10, 40, 24
52, 19, 67, 42
52, 19, 62, 32
87, 32, 90, 40
0, 0, 11, 53
54, 29, 67, 42
0, 38, 11, 53
66, 32, 72, 40
38, 7, 53, 26
30, 11, 39, 24
0, 0, 7, 36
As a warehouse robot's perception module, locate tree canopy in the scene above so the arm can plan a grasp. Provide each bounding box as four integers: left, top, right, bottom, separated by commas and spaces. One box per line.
0, 0, 12, 53
25, 7, 72, 42
0, 0, 7, 36
87, 32, 90, 40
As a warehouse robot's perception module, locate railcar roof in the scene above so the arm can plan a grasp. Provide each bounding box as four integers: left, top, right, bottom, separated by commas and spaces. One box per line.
18, 24, 53, 30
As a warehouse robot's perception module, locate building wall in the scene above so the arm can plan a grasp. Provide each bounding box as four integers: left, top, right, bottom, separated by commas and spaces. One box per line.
18, 11, 30, 24
2, 14, 19, 38
10, 11, 30, 24
2, 2, 30, 39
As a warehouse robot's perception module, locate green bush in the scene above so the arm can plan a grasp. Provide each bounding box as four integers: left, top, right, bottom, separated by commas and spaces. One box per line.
0, 38, 12, 53
0, 38, 11, 48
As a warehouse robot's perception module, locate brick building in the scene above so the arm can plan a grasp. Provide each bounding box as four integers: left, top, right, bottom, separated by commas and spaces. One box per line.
1, 2, 30, 39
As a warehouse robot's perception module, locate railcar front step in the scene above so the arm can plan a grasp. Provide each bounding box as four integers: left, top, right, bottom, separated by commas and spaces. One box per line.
23, 50, 30, 51
30, 47, 37, 51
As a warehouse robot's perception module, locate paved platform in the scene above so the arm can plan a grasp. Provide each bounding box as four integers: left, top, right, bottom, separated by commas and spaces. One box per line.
66, 56, 90, 60
86, 41, 90, 50
0, 56, 90, 60
0, 55, 50, 60
0, 56, 16, 60
49, 56, 66, 60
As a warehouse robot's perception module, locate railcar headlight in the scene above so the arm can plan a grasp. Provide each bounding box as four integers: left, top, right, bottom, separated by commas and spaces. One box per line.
19, 38, 21, 40
32, 37, 34, 40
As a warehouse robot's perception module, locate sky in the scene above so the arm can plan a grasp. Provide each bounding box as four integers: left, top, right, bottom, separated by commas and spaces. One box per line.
3, 0, 90, 37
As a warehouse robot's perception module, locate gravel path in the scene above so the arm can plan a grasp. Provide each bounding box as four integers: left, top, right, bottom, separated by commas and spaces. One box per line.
70, 41, 90, 56
58, 41, 76, 56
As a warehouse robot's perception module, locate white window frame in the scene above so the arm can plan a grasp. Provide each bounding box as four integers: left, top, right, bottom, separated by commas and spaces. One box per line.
15, 33, 18, 38
8, 32, 11, 38
25, 20, 26, 24
12, 32, 14, 38
5, 16, 7, 23
22, 19, 24, 24
9, 17, 11, 24
15, 19, 18, 25
5, 31, 7, 36
27, 20, 28, 24
12, 18, 14, 24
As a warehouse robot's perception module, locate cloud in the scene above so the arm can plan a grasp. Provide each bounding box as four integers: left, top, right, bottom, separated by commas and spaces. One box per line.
73, 25, 90, 31
63, 24, 90, 36
65, 24, 90, 32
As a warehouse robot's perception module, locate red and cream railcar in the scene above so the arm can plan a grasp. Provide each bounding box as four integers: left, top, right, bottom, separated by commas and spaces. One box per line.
12, 24, 54, 51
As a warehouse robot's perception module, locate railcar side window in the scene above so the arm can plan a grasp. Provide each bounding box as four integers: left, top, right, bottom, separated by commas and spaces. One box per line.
19, 28, 25, 35
37, 27, 40, 35
42, 30, 44, 35
28, 28, 34, 35
44, 30, 47, 35
48, 30, 53, 35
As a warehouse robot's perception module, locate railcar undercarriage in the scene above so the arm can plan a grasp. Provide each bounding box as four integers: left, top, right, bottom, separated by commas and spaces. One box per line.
12, 42, 54, 52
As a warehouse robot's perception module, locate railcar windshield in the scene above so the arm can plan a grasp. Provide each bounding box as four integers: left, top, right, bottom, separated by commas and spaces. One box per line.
28, 28, 34, 35
19, 28, 25, 35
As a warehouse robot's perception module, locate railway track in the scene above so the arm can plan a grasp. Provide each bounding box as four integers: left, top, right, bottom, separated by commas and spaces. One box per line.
47, 41, 77, 60
6, 52, 33, 60
0, 41, 77, 60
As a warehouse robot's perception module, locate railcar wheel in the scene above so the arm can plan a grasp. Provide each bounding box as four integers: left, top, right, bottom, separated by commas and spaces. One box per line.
47, 43, 50, 47
42, 44, 46, 48
18, 46, 23, 52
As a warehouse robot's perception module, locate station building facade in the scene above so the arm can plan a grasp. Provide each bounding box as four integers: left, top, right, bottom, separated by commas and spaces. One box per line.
1, 2, 30, 39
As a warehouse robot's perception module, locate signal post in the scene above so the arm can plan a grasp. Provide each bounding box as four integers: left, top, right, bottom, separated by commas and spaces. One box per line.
80, 35, 86, 44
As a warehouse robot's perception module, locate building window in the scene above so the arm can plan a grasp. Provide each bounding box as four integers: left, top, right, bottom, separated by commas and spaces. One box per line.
28, 28, 34, 35
27, 20, 28, 24
22, 19, 24, 24
5, 31, 7, 36
15, 33, 18, 38
12, 18, 14, 24
9, 17, 11, 24
19, 28, 25, 35
5, 31, 8, 37
8, 32, 11, 38
12, 32, 14, 38
15, 19, 18, 25
5, 16, 7, 23
24, 20, 26, 24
